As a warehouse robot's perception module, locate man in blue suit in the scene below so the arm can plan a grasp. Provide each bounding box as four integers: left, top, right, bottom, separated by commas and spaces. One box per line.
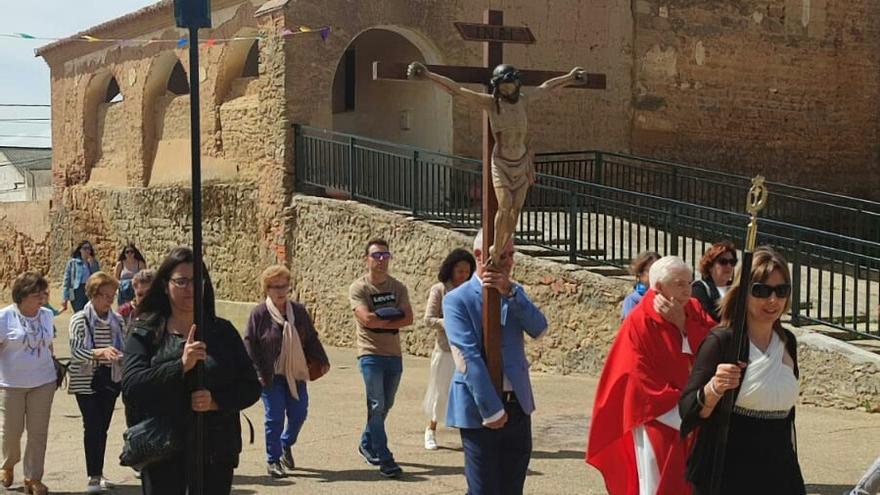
443, 230, 548, 495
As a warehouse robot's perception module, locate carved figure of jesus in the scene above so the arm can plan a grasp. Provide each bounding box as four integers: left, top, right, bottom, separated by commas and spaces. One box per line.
407, 62, 585, 265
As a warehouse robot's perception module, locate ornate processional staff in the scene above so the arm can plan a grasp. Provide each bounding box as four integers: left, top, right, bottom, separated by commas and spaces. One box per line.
708, 175, 768, 495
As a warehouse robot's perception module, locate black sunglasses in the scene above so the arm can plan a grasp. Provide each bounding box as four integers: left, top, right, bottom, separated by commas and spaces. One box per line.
750, 283, 791, 299
716, 257, 738, 267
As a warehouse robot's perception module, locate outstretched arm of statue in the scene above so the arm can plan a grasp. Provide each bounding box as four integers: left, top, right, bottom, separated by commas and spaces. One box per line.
407, 61, 492, 108
529, 66, 586, 101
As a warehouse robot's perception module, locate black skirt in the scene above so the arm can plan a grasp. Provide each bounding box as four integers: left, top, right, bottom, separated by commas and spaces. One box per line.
694, 411, 806, 495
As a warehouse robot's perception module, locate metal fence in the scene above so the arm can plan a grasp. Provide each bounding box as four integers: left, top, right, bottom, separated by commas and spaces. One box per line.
535, 151, 880, 247
295, 125, 880, 340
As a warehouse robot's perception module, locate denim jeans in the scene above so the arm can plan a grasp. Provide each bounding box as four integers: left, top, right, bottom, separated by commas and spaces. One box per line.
358, 355, 403, 463
261, 375, 308, 463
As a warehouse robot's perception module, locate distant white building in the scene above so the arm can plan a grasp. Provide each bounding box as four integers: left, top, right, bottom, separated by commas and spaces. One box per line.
0, 147, 52, 202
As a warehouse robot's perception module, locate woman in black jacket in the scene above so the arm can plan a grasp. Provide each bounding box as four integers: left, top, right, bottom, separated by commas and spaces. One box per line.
679, 247, 805, 495
122, 247, 261, 495
691, 241, 737, 321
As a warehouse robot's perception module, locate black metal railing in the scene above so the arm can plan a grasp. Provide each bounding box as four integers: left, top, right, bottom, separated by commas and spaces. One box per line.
535, 151, 880, 246
295, 125, 880, 340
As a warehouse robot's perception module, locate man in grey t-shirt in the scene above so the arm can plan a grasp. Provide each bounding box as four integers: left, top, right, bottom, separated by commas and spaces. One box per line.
348, 239, 413, 478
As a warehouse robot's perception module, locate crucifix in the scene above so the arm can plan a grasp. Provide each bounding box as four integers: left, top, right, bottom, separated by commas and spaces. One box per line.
374, 10, 606, 392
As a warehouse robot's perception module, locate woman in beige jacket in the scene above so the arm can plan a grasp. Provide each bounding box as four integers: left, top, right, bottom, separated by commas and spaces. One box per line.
422, 248, 476, 450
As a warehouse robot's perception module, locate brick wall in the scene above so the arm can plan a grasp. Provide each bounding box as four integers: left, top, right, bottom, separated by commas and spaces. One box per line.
632, 0, 880, 200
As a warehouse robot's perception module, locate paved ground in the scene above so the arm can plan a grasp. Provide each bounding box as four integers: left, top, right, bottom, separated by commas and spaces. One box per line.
1, 304, 877, 494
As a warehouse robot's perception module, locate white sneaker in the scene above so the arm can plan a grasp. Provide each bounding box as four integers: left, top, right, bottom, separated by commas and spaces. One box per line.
100, 476, 115, 489
424, 428, 438, 450
86, 476, 103, 493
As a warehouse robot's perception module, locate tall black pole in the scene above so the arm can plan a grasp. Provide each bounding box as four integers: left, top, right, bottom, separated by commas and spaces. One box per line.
187, 25, 206, 495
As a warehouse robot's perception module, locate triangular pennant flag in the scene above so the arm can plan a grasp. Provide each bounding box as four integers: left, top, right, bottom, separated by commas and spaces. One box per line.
280, 27, 295, 37
299, 26, 313, 33
177, 37, 188, 48
320, 26, 330, 41
205, 39, 217, 47
14, 32, 36, 39
81, 35, 101, 42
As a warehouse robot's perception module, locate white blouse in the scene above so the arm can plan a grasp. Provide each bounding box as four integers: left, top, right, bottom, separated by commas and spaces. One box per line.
735, 331, 799, 413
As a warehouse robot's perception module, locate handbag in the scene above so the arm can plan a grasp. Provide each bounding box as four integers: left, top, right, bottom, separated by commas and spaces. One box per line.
119, 416, 184, 470
53, 357, 69, 389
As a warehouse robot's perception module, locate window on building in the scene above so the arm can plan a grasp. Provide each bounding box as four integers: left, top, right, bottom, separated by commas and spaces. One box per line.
105, 77, 123, 103
242, 41, 259, 78
167, 61, 190, 95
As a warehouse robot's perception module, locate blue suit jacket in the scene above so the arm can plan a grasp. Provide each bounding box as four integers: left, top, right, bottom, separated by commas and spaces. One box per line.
443, 274, 548, 429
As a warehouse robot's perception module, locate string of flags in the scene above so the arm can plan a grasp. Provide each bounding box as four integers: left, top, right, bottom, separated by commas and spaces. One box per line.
0, 25, 331, 47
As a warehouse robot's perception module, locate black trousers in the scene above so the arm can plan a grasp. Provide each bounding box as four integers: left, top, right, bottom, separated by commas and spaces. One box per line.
459, 400, 532, 495
141, 452, 234, 495
75, 369, 120, 477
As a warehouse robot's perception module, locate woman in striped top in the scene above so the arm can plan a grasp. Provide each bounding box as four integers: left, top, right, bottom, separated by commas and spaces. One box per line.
67, 272, 124, 494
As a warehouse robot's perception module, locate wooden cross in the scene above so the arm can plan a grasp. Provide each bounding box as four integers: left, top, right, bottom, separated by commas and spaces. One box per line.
374, 10, 606, 393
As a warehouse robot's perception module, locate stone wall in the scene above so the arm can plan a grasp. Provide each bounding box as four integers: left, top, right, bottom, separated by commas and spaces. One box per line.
632, 0, 880, 199
284, 194, 880, 412
0, 201, 51, 290
49, 182, 264, 302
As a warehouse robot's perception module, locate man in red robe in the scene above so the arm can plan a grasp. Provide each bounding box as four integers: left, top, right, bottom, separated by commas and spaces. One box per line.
586, 256, 716, 495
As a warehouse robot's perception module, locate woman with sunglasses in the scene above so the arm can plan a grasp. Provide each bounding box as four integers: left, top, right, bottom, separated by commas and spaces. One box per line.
692, 241, 738, 322
114, 243, 147, 306
679, 247, 805, 495
61, 241, 100, 313
122, 247, 260, 494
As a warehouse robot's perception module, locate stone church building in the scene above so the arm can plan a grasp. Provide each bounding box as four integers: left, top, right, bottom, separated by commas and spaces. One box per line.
34, 0, 879, 299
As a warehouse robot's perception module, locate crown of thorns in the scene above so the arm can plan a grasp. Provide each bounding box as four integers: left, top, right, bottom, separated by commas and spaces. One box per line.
490, 65, 521, 89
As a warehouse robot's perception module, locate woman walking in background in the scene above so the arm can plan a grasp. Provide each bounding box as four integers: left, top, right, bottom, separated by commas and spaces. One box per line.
621, 251, 661, 319
692, 241, 737, 322
114, 243, 147, 306
68, 272, 124, 493
244, 265, 330, 478
422, 248, 476, 450
0, 272, 58, 495
62, 240, 100, 313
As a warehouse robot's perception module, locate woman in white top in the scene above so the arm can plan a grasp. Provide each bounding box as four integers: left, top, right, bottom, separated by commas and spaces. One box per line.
0, 272, 58, 495
680, 247, 805, 495
421, 248, 476, 450
68, 272, 124, 494
692, 241, 737, 322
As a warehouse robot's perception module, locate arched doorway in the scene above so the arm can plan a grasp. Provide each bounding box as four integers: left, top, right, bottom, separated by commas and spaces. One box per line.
331, 27, 452, 152
83, 69, 126, 185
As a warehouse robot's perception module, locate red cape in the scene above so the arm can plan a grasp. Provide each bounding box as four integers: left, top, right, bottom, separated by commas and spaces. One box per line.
586, 290, 715, 495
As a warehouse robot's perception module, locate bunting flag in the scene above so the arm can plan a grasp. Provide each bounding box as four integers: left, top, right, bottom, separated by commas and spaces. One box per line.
0, 26, 331, 47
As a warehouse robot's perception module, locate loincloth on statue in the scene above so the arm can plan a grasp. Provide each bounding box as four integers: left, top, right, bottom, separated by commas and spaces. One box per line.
491, 147, 534, 191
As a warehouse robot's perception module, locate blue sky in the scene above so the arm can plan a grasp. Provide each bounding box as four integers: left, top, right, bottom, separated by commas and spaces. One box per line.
0, 1, 157, 147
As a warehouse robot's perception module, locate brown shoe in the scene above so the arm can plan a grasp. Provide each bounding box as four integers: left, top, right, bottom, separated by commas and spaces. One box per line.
24, 478, 49, 495
0, 468, 12, 488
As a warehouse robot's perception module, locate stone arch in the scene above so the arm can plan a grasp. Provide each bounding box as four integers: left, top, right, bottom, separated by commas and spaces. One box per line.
331, 26, 452, 152
142, 52, 191, 185
83, 68, 127, 184
215, 27, 260, 104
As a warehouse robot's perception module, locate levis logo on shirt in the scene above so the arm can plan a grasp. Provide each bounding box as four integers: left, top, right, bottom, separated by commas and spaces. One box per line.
371, 292, 396, 306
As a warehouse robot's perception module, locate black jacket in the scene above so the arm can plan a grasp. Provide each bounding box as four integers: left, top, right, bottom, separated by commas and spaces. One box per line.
122, 315, 261, 465
679, 326, 799, 488
691, 278, 722, 322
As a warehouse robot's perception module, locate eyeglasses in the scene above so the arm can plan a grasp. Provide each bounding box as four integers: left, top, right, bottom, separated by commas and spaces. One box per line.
266, 284, 289, 291
716, 257, 738, 267
369, 252, 392, 261
169, 277, 199, 289
750, 283, 791, 299
125, 250, 135, 254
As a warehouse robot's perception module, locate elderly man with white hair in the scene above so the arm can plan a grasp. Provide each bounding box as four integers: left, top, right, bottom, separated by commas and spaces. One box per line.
587, 256, 717, 495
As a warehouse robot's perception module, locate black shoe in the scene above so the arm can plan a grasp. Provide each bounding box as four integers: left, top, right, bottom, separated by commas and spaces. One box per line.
281, 446, 295, 471
379, 461, 403, 479
267, 461, 286, 478
357, 444, 380, 466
